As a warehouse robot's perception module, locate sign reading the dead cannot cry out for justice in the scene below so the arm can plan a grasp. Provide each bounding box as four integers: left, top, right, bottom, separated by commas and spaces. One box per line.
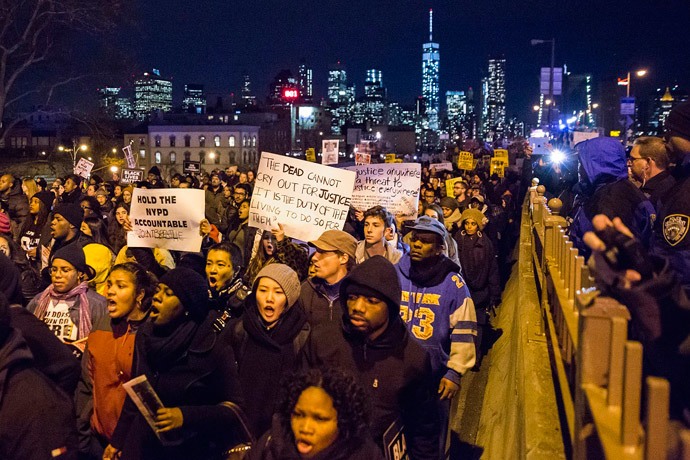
249, 152, 356, 242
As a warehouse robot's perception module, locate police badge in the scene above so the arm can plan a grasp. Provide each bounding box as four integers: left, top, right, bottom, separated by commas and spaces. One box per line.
663, 214, 689, 246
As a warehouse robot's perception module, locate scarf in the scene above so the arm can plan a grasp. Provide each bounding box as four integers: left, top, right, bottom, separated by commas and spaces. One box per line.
33, 281, 92, 340
140, 319, 200, 371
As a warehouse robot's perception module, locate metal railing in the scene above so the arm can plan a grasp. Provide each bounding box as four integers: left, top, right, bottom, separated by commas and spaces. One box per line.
527, 182, 690, 460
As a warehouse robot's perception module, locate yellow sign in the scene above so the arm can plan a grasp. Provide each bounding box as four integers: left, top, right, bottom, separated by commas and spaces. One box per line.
457, 151, 474, 170
385, 153, 397, 163
393, 159, 403, 163
494, 149, 508, 160
306, 148, 316, 162
490, 158, 508, 178
610, 130, 621, 137
445, 177, 464, 197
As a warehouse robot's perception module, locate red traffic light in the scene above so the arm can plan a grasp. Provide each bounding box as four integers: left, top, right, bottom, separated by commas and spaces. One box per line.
283, 89, 299, 99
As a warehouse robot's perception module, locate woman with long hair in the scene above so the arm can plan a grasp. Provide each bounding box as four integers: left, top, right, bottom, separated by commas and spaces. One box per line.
81, 216, 113, 251
226, 199, 250, 260
22, 178, 38, 202
76, 263, 157, 458
18, 191, 53, 261
104, 268, 244, 460
248, 367, 383, 460
108, 203, 130, 254
245, 226, 309, 285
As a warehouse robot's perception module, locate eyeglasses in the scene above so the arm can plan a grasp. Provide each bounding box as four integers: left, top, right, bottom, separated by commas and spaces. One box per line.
627, 156, 646, 164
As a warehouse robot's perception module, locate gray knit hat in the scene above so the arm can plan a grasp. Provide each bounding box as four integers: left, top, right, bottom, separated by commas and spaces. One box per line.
252, 263, 301, 309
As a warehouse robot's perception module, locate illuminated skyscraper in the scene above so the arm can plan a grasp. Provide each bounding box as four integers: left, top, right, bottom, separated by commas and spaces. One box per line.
481, 58, 506, 139
446, 91, 466, 138
182, 84, 205, 114
422, 9, 440, 132
134, 69, 172, 121
327, 62, 353, 134
241, 73, 256, 107
298, 61, 313, 102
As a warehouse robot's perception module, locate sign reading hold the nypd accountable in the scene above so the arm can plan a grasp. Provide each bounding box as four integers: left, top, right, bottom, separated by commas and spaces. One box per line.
322, 139, 339, 165
457, 151, 474, 170
120, 168, 145, 184
250, 152, 356, 242
127, 188, 205, 252
345, 163, 421, 219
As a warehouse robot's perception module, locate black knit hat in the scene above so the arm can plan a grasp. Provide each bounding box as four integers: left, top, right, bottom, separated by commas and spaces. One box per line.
53, 203, 83, 229
53, 244, 96, 280
160, 267, 209, 321
340, 255, 402, 319
148, 166, 161, 177
666, 101, 690, 141
32, 191, 54, 211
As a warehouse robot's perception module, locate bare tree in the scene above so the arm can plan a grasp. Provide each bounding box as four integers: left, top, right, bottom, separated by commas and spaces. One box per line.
0, 0, 121, 143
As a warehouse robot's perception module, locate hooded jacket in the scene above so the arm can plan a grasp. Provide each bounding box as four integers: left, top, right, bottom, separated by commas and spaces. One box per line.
454, 231, 500, 309
227, 294, 309, 437
298, 277, 344, 327
395, 253, 477, 384
301, 258, 441, 460
0, 329, 78, 460
570, 138, 656, 257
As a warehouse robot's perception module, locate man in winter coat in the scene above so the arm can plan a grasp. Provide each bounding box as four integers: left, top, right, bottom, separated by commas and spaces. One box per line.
395, 215, 477, 456
569, 137, 656, 259
205, 173, 226, 227
0, 174, 29, 237
59, 174, 85, 204
0, 293, 79, 459
297, 230, 357, 327
302, 255, 440, 460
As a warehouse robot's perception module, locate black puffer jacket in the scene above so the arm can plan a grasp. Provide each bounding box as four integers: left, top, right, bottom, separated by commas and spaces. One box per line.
454, 231, 500, 308
0, 180, 29, 232
227, 295, 309, 437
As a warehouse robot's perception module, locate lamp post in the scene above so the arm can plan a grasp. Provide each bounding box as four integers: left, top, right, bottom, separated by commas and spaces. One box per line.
621, 69, 647, 145
58, 139, 88, 169
531, 38, 556, 131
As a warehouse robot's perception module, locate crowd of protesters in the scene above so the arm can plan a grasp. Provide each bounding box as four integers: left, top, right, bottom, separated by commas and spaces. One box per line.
0, 101, 689, 460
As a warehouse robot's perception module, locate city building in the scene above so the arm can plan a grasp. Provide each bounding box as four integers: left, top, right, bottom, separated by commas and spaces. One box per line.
97, 87, 133, 119
240, 73, 257, 107
327, 62, 354, 134
133, 69, 173, 121
446, 91, 466, 139
182, 84, 206, 114
481, 58, 506, 140
422, 9, 440, 132
268, 69, 299, 107
124, 123, 260, 176
647, 86, 689, 136
298, 61, 313, 102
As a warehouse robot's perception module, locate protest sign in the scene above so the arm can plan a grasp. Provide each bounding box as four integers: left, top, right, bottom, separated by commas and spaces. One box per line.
385, 153, 397, 163
183, 160, 200, 174
127, 188, 205, 252
429, 162, 453, 173
345, 163, 421, 219
355, 152, 371, 165
74, 158, 94, 179
490, 158, 508, 178
120, 168, 144, 184
457, 151, 474, 170
123, 145, 136, 168
250, 152, 356, 242
494, 149, 508, 160
322, 140, 339, 165
572, 131, 599, 145
305, 148, 316, 162
446, 177, 464, 197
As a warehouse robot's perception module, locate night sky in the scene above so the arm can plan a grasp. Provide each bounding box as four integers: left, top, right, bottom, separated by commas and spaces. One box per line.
94, 0, 690, 119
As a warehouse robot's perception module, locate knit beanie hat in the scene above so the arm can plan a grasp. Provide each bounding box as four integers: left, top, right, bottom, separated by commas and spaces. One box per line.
148, 166, 161, 177
33, 191, 55, 211
53, 203, 83, 229
123, 185, 134, 196
0, 212, 9, 234
252, 263, 301, 309
460, 208, 487, 230
160, 267, 209, 321
439, 196, 459, 212
95, 188, 108, 198
666, 101, 690, 141
340, 255, 401, 319
53, 244, 96, 280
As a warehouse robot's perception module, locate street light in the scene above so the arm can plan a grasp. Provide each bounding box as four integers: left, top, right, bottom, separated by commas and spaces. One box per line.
57, 140, 89, 168
533, 105, 540, 112
623, 69, 648, 98
592, 103, 599, 109
636, 70, 647, 77
112, 148, 117, 154
110, 166, 119, 173
80, 145, 88, 151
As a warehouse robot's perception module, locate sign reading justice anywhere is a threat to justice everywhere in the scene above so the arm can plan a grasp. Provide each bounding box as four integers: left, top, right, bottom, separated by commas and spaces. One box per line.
345, 163, 421, 219
127, 188, 205, 252
249, 152, 356, 242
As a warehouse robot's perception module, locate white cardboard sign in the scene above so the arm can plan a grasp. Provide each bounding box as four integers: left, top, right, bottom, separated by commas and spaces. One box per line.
322, 139, 339, 165
345, 163, 421, 219
250, 152, 356, 242
127, 188, 205, 252
74, 158, 94, 179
